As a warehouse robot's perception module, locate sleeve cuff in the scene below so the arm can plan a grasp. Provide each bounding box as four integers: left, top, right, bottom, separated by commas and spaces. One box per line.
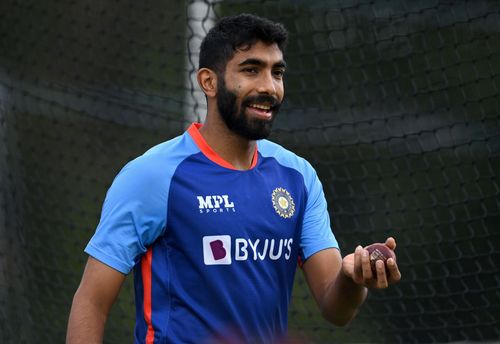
301, 242, 339, 262
84, 243, 132, 275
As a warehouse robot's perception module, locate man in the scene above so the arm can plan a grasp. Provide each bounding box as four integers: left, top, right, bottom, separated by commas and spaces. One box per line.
67, 13, 401, 344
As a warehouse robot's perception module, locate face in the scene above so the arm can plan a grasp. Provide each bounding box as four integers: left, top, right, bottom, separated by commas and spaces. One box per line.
216, 41, 286, 140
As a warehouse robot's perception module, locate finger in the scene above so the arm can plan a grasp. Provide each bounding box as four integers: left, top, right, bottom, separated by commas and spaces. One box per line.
375, 260, 389, 288
361, 248, 373, 282
353, 246, 363, 283
386, 258, 401, 283
385, 237, 396, 250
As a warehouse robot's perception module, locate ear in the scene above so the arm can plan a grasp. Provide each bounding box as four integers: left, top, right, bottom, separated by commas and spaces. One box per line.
197, 68, 218, 98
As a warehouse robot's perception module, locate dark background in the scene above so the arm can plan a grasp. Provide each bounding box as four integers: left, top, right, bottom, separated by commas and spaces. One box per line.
0, 0, 499, 343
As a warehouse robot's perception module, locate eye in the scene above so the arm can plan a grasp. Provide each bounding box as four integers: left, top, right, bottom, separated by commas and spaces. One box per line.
273, 69, 285, 79
242, 67, 258, 74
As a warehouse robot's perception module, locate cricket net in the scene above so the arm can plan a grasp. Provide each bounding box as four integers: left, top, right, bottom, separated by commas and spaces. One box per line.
0, 0, 499, 343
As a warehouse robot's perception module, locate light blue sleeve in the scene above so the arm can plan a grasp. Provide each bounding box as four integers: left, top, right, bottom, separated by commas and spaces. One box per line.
300, 162, 339, 261
85, 135, 194, 274
258, 140, 338, 262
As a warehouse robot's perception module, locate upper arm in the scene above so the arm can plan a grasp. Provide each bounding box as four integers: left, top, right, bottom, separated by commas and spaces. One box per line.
67, 257, 126, 343
74, 257, 126, 312
300, 162, 338, 261
85, 155, 172, 274
302, 248, 342, 306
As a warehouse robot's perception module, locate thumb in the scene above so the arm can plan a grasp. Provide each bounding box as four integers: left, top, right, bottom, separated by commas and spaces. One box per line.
385, 237, 397, 250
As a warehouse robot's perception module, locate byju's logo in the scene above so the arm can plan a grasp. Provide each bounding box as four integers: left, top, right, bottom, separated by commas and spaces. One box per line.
197, 195, 236, 214
202, 235, 294, 265
203, 235, 232, 265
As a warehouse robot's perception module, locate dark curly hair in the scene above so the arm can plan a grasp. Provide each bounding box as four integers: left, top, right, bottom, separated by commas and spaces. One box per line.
199, 13, 288, 74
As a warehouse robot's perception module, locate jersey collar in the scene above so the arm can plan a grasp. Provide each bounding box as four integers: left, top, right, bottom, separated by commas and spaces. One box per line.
187, 123, 259, 170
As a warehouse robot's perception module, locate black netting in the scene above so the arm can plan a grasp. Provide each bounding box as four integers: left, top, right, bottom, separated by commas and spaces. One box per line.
1, 0, 499, 343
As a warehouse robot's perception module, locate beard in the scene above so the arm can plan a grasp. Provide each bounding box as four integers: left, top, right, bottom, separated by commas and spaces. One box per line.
216, 78, 282, 140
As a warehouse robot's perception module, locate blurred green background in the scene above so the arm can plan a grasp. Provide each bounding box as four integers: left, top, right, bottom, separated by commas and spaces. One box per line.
0, 0, 499, 343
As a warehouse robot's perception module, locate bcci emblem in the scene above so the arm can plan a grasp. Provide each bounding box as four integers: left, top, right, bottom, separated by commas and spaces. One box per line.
272, 187, 295, 218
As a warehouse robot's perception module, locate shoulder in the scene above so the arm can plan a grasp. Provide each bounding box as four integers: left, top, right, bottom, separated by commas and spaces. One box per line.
119, 132, 198, 180
106, 132, 199, 197
258, 139, 317, 187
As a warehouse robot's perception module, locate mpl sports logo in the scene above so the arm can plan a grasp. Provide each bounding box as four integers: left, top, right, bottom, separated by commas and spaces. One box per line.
203, 235, 294, 265
197, 195, 236, 214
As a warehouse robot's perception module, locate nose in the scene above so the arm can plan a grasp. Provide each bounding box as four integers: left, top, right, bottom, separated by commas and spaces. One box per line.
256, 70, 278, 96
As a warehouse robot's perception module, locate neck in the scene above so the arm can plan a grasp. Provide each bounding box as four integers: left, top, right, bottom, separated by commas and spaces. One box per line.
198, 115, 257, 171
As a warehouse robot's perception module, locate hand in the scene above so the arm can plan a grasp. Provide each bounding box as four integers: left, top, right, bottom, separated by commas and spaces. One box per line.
341, 237, 401, 289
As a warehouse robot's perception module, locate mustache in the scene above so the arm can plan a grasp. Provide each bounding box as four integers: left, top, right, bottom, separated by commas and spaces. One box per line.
242, 95, 282, 110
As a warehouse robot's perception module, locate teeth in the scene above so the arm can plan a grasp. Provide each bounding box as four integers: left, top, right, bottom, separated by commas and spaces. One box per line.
250, 104, 271, 111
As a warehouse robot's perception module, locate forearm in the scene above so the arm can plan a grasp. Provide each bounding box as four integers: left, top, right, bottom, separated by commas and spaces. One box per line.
304, 241, 401, 327
66, 290, 108, 344
320, 269, 367, 326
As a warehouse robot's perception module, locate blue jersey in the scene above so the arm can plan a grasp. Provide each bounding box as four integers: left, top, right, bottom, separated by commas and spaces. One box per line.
85, 123, 338, 343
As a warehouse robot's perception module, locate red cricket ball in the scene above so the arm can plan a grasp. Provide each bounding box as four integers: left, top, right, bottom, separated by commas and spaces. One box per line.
364, 243, 396, 274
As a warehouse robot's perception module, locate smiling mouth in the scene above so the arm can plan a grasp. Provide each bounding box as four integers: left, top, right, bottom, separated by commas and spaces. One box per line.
248, 103, 272, 111
245, 103, 274, 119
242, 95, 281, 119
